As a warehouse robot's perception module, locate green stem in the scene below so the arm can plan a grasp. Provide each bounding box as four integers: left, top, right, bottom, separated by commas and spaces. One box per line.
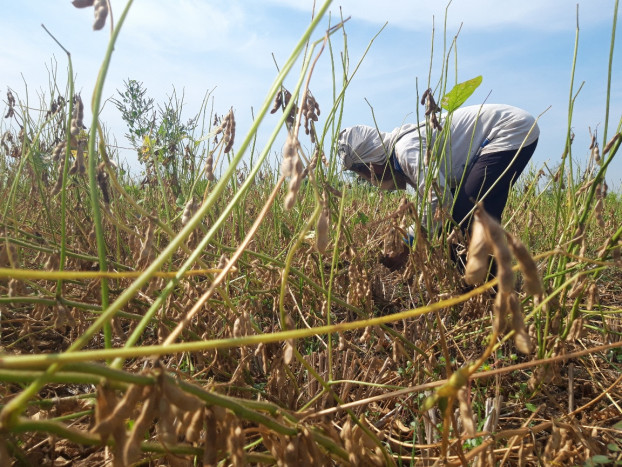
602, 0, 619, 145
57, 55, 75, 299
215, 241, 425, 354
10, 417, 209, 457
548, 7, 581, 280
111, 11, 338, 369
0, 285, 491, 368
0, 235, 131, 270
279, 204, 321, 329
326, 178, 347, 381
0, 0, 136, 428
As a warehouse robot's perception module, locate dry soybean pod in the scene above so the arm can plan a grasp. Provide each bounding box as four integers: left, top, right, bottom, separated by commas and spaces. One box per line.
464, 209, 493, 285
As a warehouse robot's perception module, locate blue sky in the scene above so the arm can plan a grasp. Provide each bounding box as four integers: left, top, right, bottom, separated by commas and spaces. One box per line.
1, 1, 621, 188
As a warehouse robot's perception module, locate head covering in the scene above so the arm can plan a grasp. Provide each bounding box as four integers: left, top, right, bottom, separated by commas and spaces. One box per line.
338, 125, 390, 169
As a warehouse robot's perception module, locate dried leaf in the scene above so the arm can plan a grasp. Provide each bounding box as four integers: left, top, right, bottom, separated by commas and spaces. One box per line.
284, 340, 294, 365
70, 95, 84, 136
509, 294, 533, 354
492, 292, 508, 334
124, 390, 157, 465
506, 233, 543, 296
92, 384, 146, 441
93, 0, 109, 30
457, 388, 476, 437
464, 213, 492, 284
602, 132, 620, 155
567, 317, 585, 341
316, 203, 329, 254
185, 408, 204, 443
270, 89, 283, 114
157, 396, 176, 445
223, 108, 235, 153
162, 378, 203, 412
72, 0, 94, 7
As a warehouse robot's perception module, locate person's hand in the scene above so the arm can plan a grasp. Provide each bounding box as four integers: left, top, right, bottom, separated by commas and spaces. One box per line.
380, 243, 410, 271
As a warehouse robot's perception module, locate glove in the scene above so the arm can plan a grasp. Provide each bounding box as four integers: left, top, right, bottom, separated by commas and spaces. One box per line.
403, 225, 416, 247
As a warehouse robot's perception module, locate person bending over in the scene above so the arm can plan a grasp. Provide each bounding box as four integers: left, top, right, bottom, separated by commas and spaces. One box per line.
338, 104, 539, 237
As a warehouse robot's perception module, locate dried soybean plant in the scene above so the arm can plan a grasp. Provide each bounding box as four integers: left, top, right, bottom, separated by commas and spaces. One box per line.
214, 107, 236, 154
315, 194, 329, 254
281, 132, 303, 210
70, 94, 84, 137
270, 87, 296, 127
420, 204, 545, 459
205, 151, 215, 181
421, 88, 442, 133
3, 1, 621, 465
4, 89, 16, 119
301, 90, 320, 143
275, 87, 321, 143
271, 81, 323, 211
69, 95, 87, 175
464, 205, 541, 352
72, 0, 110, 31
89, 371, 207, 466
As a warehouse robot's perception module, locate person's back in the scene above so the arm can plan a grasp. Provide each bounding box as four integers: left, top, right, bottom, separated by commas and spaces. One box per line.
394, 104, 540, 190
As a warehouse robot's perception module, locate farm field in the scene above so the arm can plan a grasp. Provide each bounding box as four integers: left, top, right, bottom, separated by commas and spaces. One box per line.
1, 1, 621, 465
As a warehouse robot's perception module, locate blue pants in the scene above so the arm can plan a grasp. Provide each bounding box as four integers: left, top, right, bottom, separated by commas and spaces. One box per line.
451, 139, 538, 229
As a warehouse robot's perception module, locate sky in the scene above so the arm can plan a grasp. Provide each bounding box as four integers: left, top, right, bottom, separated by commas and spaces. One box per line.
1, 0, 621, 189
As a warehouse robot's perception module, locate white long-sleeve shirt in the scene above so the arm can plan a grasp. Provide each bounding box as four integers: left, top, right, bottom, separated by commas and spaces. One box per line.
389, 104, 540, 230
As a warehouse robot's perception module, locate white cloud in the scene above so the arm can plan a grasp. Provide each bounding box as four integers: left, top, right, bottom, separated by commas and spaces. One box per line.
265, 0, 614, 32
122, 1, 247, 54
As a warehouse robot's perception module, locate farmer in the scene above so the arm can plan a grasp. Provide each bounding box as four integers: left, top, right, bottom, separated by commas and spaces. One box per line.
337, 104, 539, 237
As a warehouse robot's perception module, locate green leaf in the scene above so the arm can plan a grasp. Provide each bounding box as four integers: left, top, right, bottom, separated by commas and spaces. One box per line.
422, 394, 437, 411
608, 443, 621, 452
525, 403, 538, 413
589, 455, 613, 465
31, 150, 47, 172
441, 76, 483, 112
355, 212, 369, 225
437, 396, 448, 413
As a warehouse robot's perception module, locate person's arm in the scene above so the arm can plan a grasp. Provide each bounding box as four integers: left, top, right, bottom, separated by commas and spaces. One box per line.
399, 138, 454, 236
417, 168, 453, 235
